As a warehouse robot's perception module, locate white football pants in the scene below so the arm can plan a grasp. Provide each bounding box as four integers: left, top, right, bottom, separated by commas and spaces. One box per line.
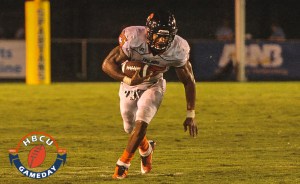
119, 78, 166, 133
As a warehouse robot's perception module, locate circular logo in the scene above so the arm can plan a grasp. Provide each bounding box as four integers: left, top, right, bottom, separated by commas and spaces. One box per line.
9, 132, 67, 179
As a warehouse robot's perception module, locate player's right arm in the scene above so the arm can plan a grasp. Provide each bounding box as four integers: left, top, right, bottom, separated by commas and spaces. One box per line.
102, 46, 151, 85
102, 27, 153, 85
102, 46, 129, 81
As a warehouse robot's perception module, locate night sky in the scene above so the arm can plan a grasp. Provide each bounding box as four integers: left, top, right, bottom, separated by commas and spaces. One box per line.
0, 0, 299, 39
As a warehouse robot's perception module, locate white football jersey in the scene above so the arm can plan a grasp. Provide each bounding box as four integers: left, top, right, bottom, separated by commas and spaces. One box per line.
119, 26, 190, 80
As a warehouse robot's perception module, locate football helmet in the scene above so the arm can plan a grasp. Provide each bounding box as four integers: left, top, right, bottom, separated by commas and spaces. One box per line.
146, 11, 178, 54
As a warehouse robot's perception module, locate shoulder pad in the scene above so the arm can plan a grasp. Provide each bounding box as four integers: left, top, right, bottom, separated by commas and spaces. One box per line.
168, 35, 190, 67
119, 26, 146, 48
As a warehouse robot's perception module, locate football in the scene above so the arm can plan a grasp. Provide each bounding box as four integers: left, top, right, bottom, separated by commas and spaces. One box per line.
28, 145, 46, 168
121, 60, 167, 78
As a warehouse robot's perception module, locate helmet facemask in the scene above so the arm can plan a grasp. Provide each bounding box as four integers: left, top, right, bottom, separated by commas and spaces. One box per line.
146, 11, 178, 54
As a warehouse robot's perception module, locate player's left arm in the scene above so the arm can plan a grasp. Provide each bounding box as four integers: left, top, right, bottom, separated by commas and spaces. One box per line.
175, 61, 198, 137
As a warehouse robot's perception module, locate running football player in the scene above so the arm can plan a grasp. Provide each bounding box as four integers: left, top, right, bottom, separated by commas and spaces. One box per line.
102, 10, 198, 179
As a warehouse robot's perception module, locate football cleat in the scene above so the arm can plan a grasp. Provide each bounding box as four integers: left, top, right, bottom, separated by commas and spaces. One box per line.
112, 159, 130, 179
139, 140, 156, 174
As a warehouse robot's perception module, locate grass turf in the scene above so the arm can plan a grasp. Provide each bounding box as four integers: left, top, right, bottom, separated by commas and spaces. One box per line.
0, 82, 299, 183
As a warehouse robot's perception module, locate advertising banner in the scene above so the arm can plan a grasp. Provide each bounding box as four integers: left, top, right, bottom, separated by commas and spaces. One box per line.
0, 40, 25, 78
192, 41, 300, 81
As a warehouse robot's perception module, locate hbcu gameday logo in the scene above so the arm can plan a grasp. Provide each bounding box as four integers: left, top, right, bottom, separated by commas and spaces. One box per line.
9, 132, 67, 179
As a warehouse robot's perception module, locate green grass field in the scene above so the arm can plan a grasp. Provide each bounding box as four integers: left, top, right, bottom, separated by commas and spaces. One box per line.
0, 82, 299, 184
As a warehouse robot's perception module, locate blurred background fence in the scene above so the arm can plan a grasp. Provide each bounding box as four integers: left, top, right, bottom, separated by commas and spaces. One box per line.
50, 39, 300, 82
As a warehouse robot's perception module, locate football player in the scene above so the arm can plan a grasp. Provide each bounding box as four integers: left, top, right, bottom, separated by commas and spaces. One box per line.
102, 10, 197, 179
